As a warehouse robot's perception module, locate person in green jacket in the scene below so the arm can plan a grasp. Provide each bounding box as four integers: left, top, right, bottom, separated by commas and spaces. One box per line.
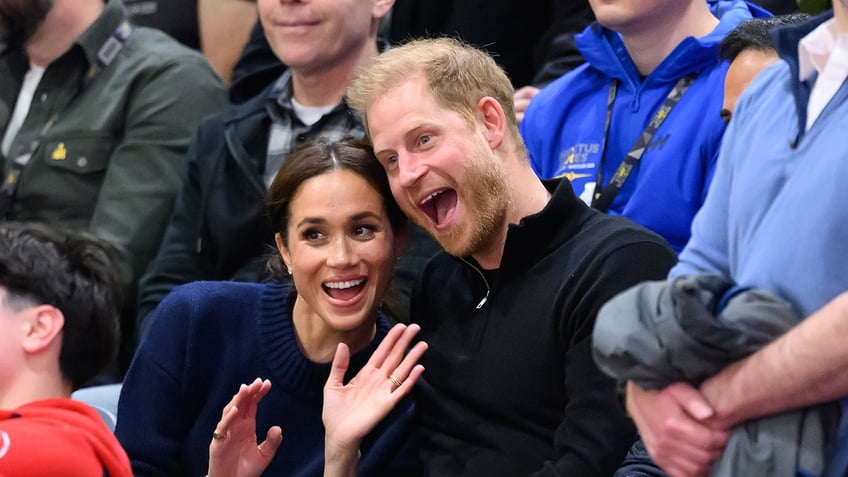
0, 0, 227, 377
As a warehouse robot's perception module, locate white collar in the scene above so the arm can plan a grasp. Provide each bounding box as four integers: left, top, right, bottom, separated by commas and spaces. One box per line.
798, 18, 848, 80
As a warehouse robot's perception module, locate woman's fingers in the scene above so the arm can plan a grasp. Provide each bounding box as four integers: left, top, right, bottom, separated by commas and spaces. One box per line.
365, 323, 408, 369
327, 324, 427, 396
214, 378, 272, 437
244, 379, 272, 420
211, 405, 239, 449
219, 385, 244, 421
384, 324, 422, 372
257, 425, 283, 461
372, 323, 422, 381
327, 342, 352, 389
393, 364, 425, 397
387, 340, 428, 391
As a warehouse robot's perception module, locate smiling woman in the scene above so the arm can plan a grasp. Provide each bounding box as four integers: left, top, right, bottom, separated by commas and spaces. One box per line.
268, 140, 407, 363
115, 138, 426, 477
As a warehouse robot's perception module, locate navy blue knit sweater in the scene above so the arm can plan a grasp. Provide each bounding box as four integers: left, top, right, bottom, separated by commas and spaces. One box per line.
116, 280, 421, 476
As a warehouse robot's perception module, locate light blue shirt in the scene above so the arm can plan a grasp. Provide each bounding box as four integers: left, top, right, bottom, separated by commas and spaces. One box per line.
671, 26, 848, 475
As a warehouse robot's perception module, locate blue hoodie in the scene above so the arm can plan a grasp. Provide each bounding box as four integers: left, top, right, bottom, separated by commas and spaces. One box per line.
521, 0, 769, 252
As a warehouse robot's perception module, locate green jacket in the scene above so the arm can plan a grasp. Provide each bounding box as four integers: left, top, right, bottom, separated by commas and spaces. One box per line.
0, 0, 226, 307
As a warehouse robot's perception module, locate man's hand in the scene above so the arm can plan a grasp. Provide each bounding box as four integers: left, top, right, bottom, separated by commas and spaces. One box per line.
626, 381, 730, 477
513, 86, 540, 124
208, 378, 283, 477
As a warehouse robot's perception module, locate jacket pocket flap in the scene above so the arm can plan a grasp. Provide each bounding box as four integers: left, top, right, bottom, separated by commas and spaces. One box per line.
42, 135, 114, 174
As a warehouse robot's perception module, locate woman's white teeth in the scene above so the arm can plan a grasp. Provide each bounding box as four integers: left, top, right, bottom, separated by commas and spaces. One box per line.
324, 279, 364, 289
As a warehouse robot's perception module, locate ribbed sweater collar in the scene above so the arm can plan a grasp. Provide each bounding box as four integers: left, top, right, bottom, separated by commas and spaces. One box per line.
256, 280, 391, 399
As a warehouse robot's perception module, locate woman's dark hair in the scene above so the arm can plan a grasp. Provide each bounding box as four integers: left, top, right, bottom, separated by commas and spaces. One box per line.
266, 137, 406, 279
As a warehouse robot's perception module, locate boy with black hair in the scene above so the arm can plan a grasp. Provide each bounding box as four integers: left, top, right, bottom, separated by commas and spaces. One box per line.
0, 222, 131, 476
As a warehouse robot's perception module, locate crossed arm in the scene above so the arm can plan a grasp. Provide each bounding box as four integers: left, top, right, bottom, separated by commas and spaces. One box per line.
627, 290, 848, 477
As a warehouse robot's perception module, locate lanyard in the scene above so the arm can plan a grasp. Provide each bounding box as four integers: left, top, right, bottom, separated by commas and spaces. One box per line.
0, 19, 133, 218
591, 74, 696, 213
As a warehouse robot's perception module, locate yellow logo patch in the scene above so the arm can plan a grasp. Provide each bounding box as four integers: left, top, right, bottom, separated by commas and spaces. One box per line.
51, 143, 67, 160
559, 172, 591, 182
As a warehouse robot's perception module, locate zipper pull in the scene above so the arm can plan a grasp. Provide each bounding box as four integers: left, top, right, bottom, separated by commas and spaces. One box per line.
476, 293, 489, 309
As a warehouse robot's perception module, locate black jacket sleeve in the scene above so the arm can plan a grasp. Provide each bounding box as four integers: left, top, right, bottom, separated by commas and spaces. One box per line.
532, 241, 677, 476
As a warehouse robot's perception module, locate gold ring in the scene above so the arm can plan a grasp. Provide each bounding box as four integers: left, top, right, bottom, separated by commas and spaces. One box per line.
388, 374, 402, 388
212, 431, 225, 440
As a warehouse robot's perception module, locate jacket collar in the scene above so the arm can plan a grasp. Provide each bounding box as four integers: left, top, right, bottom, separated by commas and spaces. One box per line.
773, 10, 834, 144
222, 73, 281, 126
497, 179, 597, 274
74, 0, 128, 71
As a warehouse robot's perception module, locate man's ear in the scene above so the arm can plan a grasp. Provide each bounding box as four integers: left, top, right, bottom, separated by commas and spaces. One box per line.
21, 305, 64, 354
373, 0, 395, 20
476, 97, 507, 150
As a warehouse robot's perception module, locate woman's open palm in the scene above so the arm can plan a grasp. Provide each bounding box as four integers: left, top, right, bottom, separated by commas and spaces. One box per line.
207, 378, 283, 477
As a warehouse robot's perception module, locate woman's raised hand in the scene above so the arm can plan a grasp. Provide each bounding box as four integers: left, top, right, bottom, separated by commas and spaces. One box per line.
207, 378, 283, 477
322, 324, 427, 475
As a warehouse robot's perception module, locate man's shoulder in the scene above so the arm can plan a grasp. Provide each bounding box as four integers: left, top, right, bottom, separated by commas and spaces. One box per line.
418, 250, 461, 278
6, 397, 97, 417
742, 60, 792, 100
731, 61, 794, 129
521, 64, 609, 167
79, 25, 226, 122
124, 26, 210, 66
585, 212, 673, 247
543, 180, 671, 250
109, 26, 223, 90
552, 204, 676, 267
189, 79, 277, 155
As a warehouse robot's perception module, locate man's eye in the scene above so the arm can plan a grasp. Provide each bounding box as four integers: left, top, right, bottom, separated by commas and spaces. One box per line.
387, 155, 398, 165
420, 135, 431, 145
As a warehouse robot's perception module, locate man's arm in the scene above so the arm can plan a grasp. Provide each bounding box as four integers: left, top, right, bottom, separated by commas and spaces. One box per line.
627, 291, 848, 477
537, 241, 678, 476
670, 121, 737, 279
703, 290, 848, 426
89, 55, 226, 305
625, 382, 729, 477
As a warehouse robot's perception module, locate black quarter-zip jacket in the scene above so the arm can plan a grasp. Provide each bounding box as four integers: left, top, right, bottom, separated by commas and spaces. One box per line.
411, 179, 677, 477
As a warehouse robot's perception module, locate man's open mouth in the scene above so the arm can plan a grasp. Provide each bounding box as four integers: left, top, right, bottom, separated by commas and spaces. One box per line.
419, 189, 457, 228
